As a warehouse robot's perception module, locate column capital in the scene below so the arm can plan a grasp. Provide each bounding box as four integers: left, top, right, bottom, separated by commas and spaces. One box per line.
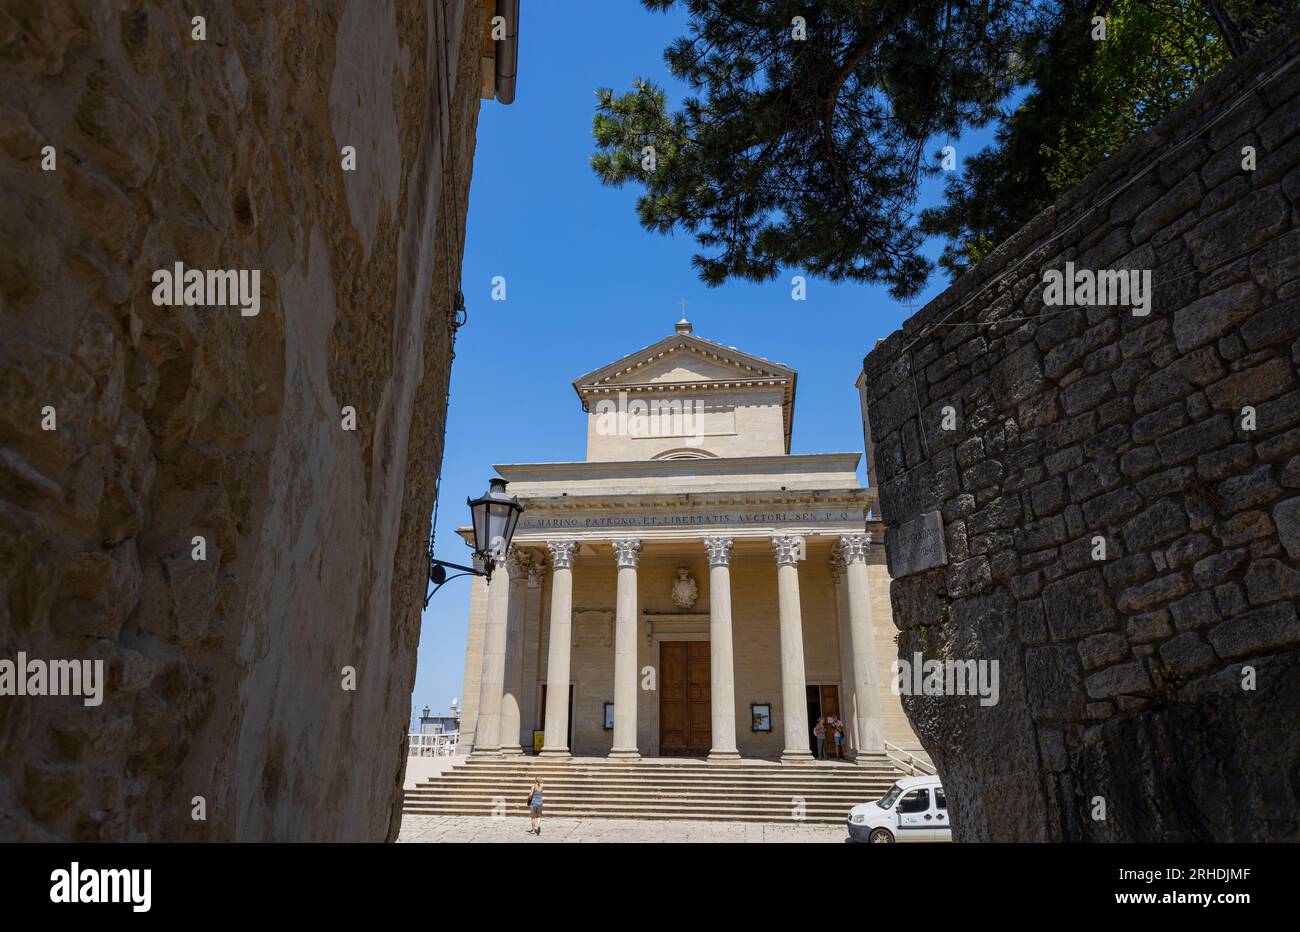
828, 548, 845, 583
703, 536, 734, 567
506, 547, 532, 578
547, 540, 578, 569
771, 534, 805, 567
838, 533, 872, 564
527, 554, 547, 587
612, 539, 642, 568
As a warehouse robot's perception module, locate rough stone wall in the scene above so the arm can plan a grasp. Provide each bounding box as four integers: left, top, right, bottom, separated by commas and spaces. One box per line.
0, 0, 486, 841
861, 23, 1300, 842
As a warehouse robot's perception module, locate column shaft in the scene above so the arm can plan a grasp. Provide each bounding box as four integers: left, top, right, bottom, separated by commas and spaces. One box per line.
842, 534, 884, 756
540, 541, 576, 759
519, 560, 545, 751
832, 553, 857, 755
609, 539, 641, 760
499, 550, 530, 756
773, 536, 812, 763
470, 562, 511, 756
705, 537, 739, 762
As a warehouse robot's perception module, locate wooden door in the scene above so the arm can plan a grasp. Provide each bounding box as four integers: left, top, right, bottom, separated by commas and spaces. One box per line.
660, 641, 711, 755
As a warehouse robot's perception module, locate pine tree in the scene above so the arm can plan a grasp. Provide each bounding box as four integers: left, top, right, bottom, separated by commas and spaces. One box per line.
592, 0, 1288, 293
592, 0, 1041, 297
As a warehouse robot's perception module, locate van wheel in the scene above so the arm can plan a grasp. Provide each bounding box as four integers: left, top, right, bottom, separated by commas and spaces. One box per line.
868, 828, 894, 844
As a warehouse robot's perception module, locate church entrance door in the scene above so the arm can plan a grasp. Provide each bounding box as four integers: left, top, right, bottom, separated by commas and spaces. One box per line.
659, 641, 711, 756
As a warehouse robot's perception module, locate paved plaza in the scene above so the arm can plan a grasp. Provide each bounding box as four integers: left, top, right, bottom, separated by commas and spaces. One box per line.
398, 814, 850, 843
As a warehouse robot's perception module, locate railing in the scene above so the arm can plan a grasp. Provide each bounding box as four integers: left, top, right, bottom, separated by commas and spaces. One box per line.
408, 732, 459, 757
883, 740, 936, 776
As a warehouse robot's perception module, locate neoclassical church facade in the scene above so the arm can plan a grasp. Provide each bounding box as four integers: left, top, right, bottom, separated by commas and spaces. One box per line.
457, 319, 920, 762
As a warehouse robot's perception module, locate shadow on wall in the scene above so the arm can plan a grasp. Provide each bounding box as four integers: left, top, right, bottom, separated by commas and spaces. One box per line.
0, 0, 499, 841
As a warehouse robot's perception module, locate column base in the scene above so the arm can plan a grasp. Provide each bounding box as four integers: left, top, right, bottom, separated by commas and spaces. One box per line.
780, 749, 815, 764
538, 748, 572, 759
607, 749, 641, 762
849, 750, 888, 764
468, 748, 503, 760
707, 749, 742, 764
500, 745, 524, 757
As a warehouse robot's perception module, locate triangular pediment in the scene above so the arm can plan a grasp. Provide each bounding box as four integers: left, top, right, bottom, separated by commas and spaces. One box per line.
573, 334, 794, 390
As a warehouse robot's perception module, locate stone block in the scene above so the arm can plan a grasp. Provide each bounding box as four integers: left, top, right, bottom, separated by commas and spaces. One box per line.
1078, 633, 1129, 670
1118, 572, 1192, 613
1157, 633, 1218, 675
1155, 414, 1232, 464
1171, 282, 1260, 353
1025, 645, 1086, 721
1085, 661, 1151, 700
1207, 602, 1300, 658
1043, 569, 1117, 640
1122, 500, 1188, 552
1127, 610, 1171, 643
1016, 515, 1069, 550
1243, 557, 1300, 605
1273, 495, 1300, 559
885, 510, 948, 578
1168, 590, 1221, 631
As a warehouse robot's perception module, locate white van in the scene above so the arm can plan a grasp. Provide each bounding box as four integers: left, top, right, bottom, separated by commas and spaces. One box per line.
846, 774, 951, 843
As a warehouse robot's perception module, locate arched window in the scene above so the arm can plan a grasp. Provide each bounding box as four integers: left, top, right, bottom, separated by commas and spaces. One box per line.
653, 447, 716, 460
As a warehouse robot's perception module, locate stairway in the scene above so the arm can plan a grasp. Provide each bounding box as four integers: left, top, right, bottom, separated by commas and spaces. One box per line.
401, 756, 904, 824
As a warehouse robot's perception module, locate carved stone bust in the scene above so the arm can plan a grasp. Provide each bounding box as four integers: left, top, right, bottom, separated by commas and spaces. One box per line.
671, 567, 699, 609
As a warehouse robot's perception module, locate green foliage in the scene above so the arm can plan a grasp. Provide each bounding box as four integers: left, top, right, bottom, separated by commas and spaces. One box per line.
594, 0, 1242, 291
592, 0, 1040, 297
920, 0, 1230, 275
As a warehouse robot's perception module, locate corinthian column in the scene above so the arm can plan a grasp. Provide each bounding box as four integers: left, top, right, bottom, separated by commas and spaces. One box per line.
540, 540, 577, 759
470, 559, 511, 757
609, 539, 642, 761
831, 545, 856, 755
705, 537, 740, 762
772, 535, 813, 763
840, 533, 883, 756
499, 548, 531, 756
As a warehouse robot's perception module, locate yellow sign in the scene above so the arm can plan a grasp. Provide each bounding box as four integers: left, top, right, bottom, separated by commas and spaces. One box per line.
532, 730, 545, 753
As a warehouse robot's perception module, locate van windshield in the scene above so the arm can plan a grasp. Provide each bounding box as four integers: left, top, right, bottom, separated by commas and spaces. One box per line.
878, 784, 904, 810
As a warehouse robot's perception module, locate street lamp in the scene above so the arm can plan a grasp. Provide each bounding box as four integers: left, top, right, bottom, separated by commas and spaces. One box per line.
425, 477, 524, 606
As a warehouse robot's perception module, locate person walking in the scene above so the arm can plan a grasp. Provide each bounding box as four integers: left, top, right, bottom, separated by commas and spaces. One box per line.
813, 716, 827, 760
526, 778, 544, 835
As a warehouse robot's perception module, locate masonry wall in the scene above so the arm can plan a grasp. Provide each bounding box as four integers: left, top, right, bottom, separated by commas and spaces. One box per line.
0, 0, 487, 841
860, 24, 1300, 841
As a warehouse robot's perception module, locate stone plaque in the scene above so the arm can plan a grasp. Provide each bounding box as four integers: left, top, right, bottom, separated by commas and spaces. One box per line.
886, 510, 948, 577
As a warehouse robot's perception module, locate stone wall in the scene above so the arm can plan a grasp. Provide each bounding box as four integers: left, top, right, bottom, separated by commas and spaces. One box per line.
0, 0, 488, 841
860, 23, 1300, 842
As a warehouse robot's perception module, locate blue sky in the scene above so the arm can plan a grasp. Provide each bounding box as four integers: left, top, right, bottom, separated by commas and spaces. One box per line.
409, 1, 1007, 723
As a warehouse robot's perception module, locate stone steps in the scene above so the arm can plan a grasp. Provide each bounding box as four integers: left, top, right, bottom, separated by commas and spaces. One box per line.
402, 756, 903, 825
